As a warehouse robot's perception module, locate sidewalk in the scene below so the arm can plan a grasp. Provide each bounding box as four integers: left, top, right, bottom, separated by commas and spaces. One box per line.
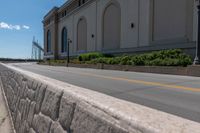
0, 83, 14, 133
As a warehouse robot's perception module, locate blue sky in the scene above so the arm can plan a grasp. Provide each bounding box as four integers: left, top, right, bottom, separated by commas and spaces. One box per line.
0, 0, 66, 59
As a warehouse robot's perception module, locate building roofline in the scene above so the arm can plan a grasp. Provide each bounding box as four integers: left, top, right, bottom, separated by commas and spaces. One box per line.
58, 0, 75, 12
43, 6, 59, 20
43, 0, 75, 21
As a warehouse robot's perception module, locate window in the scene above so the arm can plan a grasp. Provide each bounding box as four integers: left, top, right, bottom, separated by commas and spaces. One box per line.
47, 30, 51, 53
77, 17, 87, 51
79, 0, 81, 6
64, 10, 67, 16
61, 27, 68, 53
103, 3, 121, 50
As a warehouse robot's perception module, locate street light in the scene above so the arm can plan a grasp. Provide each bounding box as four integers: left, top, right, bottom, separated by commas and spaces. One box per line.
194, 0, 200, 65
67, 39, 72, 67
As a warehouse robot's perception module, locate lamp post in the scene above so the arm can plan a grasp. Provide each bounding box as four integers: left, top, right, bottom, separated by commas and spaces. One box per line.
194, 0, 200, 65
67, 39, 72, 67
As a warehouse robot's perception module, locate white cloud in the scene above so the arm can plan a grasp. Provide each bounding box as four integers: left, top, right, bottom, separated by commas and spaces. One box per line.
0, 22, 11, 29
23, 25, 30, 29
0, 22, 30, 30
12, 25, 21, 30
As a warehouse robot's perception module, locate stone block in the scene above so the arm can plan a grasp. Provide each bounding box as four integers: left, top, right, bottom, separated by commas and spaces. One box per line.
12, 97, 21, 122
27, 80, 33, 89
41, 87, 63, 120
16, 74, 23, 87
29, 128, 36, 133
32, 80, 40, 90
15, 110, 22, 132
32, 114, 52, 133
10, 94, 18, 112
7, 85, 14, 106
22, 84, 29, 99
59, 97, 76, 130
27, 101, 36, 126
10, 78, 17, 92
34, 84, 46, 113
18, 82, 26, 98
18, 99, 26, 114
27, 89, 35, 101
17, 98, 31, 122
70, 104, 128, 133
21, 99, 31, 122
50, 122, 67, 133
18, 120, 29, 133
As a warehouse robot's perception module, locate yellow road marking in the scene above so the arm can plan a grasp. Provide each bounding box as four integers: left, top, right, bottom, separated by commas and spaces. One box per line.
68, 71, 200, 92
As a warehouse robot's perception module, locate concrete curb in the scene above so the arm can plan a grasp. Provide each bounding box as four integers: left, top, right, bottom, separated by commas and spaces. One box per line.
1, 63, 200, 133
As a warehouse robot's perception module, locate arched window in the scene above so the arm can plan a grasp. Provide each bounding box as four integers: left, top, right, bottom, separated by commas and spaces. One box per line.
103, 3, 121, 50
47, 30, 51, 53
77, 17, 87, 51
61, 27, 68, 53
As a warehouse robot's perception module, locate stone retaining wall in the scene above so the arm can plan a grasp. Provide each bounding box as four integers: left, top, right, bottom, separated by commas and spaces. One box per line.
0, 63, 200, 133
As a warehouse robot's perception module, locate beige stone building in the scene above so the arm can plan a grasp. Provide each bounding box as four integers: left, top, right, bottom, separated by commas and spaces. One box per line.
43, 0, 197, 59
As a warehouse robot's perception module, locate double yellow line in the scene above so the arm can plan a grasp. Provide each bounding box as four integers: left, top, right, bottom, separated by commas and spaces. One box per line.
68, 71, 200, 92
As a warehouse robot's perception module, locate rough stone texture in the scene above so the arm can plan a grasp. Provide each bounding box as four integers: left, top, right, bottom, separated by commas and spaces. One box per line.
21, 99, 31, 122
22, 84, 29, 99
41, 88, 63, 121
35, 84, 46, 114
29, 128, 36, 133
70, 104, 128, 133
32, 114, 52, 133
27, 101, 36, 126
27, 80, 33, 90
15, 110, 21, 132
59, 97, 76, 130
32, 81, 38, 91
27, 89, 35, 101
18, 120, 29, 133
19, 82, 26, 99
50, 122, 67, 133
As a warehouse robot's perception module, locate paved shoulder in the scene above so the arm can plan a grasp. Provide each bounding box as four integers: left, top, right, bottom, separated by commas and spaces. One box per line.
0, 82, 14, 133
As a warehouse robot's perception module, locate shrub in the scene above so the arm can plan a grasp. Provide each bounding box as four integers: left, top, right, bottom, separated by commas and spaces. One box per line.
79, 49, 192, 67
108, 57, 121, 65
131, 56, 145, 66
87, 57, 109, 64
78, 52, 104, 61
119, 56, 131, 65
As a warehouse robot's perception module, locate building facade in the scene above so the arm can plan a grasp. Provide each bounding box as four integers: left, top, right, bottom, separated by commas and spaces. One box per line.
43, 0, 197, 59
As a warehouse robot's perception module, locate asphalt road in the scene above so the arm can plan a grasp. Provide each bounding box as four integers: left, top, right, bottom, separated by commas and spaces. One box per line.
9, 63, 200, 123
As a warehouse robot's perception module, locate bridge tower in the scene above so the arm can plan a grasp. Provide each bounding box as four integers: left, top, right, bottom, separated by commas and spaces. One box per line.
32, 37, 44, 60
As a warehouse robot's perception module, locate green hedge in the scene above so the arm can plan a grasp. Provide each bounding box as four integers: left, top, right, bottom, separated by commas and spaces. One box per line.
78, 52, 104, 61
84, 49, 192, 67
40, 49, 192, 67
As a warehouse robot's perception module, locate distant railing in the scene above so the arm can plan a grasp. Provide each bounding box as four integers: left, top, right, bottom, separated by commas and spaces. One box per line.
32, 37, 44, 60
0, 58, 41, 63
